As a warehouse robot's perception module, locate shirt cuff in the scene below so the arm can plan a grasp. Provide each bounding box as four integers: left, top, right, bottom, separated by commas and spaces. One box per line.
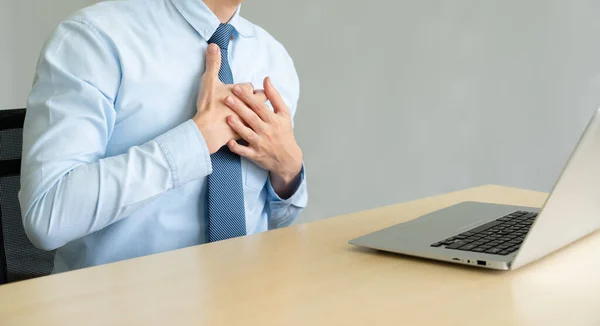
266, 164, 307, 207
155, 119, 212, 188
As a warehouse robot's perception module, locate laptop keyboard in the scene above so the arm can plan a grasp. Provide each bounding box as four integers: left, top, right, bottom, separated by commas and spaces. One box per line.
430, 211, 537, 255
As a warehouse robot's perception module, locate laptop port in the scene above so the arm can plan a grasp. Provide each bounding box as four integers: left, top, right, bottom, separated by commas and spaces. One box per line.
477, 260, 486, 266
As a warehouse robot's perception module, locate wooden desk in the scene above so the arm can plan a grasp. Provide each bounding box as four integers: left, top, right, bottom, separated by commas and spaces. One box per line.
1, 185, 599, 326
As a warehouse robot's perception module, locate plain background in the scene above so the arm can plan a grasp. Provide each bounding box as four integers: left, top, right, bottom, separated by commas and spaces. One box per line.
2, 0, 600, 224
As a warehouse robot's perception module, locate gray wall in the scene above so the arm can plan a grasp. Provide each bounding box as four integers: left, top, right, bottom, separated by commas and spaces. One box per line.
2, 1, 600, 224
242, 0, 600, 222
0, 0, 99, 110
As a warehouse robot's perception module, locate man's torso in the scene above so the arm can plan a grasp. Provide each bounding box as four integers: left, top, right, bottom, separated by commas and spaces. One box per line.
50, 0, 299, 272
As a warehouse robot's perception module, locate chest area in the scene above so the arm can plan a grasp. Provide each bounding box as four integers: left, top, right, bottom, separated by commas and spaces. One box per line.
108, 38, 270, 155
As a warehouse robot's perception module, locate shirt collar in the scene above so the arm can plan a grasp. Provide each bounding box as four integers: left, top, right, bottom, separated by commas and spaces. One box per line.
170, 0, 256, 41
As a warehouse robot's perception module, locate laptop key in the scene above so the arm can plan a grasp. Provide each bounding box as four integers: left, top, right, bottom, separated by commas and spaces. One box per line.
454, 235, 468, 240
471, 247, 486, 253
460, 232, 475, 237
446, 241, 471, 249
469, 220, 503, 234
458, 244, 479, 251
498, 250, 511, 255
431, 242, 443, 247
485, 248, 503, 254
507, 245, 521, 253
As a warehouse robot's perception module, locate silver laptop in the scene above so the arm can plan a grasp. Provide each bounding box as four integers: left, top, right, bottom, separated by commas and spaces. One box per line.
350, 108, 600, 270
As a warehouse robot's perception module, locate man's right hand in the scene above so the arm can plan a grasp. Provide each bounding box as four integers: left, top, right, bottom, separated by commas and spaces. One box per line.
193, 44, 267, 154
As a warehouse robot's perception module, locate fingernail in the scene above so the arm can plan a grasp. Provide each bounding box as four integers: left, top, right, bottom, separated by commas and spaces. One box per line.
208, 44, 218, 54
226, 96, 235, 105
233, 85, 242, 94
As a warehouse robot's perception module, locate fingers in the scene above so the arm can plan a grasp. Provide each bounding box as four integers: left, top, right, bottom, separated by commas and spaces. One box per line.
232, 84, 273, 123
202, 44, 222, 85
232, 84, 267, 103
225, 95, 266, 132
239, 83, 254, 94
227, 115, 259, 143
253, 90, 268, 104
227, 139, 258, 159
264, 77, 290, 116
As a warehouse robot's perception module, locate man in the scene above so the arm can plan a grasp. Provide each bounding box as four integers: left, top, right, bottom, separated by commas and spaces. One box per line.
20, 0, 307, 273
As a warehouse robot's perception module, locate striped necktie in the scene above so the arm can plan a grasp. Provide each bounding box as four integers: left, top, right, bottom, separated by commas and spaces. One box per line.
206, 23, 246, 242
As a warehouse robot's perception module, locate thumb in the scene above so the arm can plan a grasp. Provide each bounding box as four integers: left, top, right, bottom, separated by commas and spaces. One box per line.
203, 44, 222, 81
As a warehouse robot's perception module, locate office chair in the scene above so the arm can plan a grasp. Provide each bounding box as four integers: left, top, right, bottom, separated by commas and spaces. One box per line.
0, 108, 54, 284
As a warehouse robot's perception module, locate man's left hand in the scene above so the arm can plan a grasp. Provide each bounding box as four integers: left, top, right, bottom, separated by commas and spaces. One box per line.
225, 77, 303, 199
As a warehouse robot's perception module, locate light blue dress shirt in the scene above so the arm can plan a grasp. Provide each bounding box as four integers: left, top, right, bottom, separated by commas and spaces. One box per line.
20, 0, 307, 273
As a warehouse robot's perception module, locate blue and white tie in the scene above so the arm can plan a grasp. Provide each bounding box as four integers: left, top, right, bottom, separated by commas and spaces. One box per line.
206, 23, 246, 242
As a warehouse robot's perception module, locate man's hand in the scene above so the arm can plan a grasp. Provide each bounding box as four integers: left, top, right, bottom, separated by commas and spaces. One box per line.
224, 77, 303, 199
193, 44, 266, 154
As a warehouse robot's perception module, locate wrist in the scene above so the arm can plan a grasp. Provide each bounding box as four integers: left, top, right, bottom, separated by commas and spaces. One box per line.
192, 116, 219, 154
273, 163, 302, 185
270, 163, 302, 200
272, 147, 303, 186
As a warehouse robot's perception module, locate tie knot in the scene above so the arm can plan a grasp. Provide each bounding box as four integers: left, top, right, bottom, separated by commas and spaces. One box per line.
208, 24, 235, 50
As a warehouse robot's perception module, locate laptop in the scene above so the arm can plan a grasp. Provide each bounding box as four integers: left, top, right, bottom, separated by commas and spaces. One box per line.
349, 108, 600, 270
